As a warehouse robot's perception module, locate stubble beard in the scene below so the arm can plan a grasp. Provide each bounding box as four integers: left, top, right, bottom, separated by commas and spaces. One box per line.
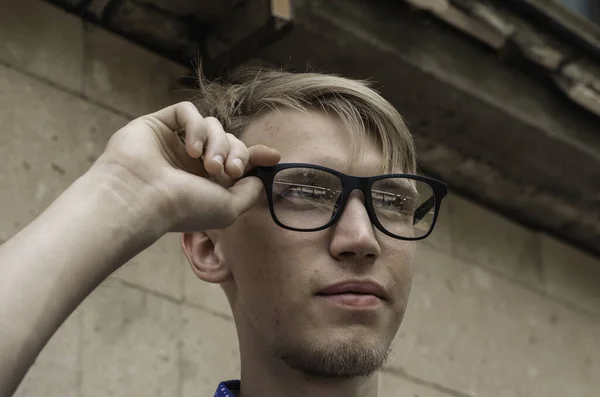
273, 338, 393, 379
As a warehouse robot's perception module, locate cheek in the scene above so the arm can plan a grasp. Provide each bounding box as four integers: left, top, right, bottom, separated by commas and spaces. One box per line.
223, 218, 279, 289
220, 214, 325, 338
220, 209, 320, 305
385, 241, 416, 301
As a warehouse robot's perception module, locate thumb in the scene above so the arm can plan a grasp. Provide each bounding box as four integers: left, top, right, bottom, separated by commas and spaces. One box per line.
227, 176, 266, 216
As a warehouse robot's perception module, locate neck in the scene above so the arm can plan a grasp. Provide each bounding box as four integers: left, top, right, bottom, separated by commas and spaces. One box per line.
236, 329, 380, 397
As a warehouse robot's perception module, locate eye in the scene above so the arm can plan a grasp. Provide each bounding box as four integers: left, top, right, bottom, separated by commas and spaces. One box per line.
372, 190, 416, 213
286, 184, 328, 198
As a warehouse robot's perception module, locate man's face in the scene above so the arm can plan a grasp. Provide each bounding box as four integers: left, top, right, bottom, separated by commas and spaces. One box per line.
198, 108, 415, 378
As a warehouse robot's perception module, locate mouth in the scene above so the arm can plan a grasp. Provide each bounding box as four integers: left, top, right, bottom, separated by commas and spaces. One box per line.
315, 280, 388, 308
316, 293, 382, 308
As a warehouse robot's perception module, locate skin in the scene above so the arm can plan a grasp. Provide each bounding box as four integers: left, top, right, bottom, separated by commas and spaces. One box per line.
0, 102, 415, 397
182, 108, 416, 397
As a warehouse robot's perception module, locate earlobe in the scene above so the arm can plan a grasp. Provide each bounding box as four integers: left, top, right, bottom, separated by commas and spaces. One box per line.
181, 232, 231, 283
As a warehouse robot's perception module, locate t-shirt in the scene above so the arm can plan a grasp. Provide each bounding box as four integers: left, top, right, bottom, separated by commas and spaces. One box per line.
214, 380, 241, 397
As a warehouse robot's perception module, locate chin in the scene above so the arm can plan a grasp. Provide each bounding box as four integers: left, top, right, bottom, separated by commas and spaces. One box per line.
272, 328, 393, 379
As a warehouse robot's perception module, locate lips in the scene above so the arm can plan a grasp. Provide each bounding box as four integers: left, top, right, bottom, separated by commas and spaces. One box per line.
316, 281, 387, 301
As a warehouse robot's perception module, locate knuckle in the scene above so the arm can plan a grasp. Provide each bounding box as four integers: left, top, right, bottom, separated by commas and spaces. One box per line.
225, 132, 239, 141
238, 147, 251, 161
203, 118, 227, 139
178, 100, 196, 110
203, 116, 222, 127
177, 101, 199, 118
228, 136, 249, 154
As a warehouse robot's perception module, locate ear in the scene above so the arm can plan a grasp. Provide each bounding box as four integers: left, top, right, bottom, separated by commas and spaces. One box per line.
181, 231, 231, 284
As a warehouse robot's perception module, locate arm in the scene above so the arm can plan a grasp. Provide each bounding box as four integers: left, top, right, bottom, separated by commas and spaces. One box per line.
0, 165, 164, 396
0, 102, 280, 396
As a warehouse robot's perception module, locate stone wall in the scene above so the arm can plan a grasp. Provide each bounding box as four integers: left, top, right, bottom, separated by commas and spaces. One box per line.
1, 1, 599, 396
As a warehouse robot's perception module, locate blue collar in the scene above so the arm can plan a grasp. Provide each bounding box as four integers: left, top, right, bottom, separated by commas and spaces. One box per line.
214, 380, 241, 397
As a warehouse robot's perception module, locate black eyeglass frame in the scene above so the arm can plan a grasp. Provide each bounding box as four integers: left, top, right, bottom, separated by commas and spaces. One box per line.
246, 163, 449, 241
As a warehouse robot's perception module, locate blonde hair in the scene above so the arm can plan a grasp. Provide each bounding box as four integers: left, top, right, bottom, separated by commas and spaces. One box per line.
192, 68, 416, 174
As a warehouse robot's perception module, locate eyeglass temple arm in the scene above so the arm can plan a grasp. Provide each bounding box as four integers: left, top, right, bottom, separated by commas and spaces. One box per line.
413, 196, 435, 225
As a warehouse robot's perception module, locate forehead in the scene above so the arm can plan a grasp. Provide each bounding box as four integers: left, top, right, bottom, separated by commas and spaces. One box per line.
241, 108, 390, 176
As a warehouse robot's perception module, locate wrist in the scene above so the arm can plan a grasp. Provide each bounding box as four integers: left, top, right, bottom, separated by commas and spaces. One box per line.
83, 161, 173, 242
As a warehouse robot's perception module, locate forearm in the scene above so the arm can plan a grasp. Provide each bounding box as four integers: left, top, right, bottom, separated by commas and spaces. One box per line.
0, 166, 166, 395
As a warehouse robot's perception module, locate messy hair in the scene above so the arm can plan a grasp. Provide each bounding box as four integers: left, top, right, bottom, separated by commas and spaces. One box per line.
192, 68, 416, 174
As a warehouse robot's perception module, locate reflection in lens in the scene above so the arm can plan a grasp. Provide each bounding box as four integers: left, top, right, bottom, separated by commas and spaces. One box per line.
372, 178, 436, 238
272, 168, 343, 229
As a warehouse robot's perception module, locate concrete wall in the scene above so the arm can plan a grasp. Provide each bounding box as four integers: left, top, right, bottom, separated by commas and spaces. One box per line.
1, 1, 599, 396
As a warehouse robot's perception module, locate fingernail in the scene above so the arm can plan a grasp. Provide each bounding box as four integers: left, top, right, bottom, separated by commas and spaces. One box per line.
213, 155, 224, 166
232, 158, 244, 174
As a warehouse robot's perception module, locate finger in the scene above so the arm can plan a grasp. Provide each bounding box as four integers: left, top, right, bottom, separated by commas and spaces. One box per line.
147, 101, 202, 136
243, 145, 282, 174
167, 132, 208, 177
207, 141, 273, 189
227, 176, 266, 218
183, 119, 208, 160
202, 117, 231, 176
143, 102, 207, 159
223, 134, 250, 179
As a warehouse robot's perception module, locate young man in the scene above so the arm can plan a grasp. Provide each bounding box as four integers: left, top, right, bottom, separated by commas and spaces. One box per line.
0, 69, 447, 397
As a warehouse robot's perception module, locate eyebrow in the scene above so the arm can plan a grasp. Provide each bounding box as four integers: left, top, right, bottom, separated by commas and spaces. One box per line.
275, 167, 420, 196
276, 169, 340, 185
373, 179, 418, 195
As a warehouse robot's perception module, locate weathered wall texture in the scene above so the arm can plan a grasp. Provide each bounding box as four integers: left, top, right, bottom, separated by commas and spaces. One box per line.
1, 1, 599, 396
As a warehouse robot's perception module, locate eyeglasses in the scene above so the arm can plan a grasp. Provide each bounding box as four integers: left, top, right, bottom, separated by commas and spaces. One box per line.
246, 163, 448, 241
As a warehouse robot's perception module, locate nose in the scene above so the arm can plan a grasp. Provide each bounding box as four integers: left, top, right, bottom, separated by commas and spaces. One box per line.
329, 191, 381, 263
